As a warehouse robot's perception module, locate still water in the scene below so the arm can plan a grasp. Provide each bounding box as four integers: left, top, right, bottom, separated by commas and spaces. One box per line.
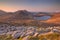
34, 16, 51, 20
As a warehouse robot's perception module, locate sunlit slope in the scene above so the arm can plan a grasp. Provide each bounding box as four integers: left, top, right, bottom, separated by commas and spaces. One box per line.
45, 12, 60, 24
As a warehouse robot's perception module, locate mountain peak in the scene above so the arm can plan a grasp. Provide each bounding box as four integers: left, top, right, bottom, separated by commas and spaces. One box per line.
0, 10, 6, 13
15, 10, 28, 13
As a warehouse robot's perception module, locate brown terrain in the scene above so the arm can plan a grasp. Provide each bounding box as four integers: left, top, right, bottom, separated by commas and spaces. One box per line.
0, 10, 60, 26
0, 10, 33, 23
45, 12, 60, 24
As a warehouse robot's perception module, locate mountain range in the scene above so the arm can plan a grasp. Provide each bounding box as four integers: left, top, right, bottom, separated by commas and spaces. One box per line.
0, 10, 60, 26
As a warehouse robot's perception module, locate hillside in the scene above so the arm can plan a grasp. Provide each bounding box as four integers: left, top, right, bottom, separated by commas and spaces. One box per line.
0, 10, 60, 26
0, 10, 33, 24
45, 12, 60, 24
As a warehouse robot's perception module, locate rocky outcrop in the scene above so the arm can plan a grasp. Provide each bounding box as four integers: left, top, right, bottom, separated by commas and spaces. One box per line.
22, 36, 30, 40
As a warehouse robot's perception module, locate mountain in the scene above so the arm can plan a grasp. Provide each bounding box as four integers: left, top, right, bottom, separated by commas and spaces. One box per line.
0, 10, 34, 24
34, 12, 52, 17
12, 10, 33, 19
0, 10, 7, 15
0, 10, 60, 26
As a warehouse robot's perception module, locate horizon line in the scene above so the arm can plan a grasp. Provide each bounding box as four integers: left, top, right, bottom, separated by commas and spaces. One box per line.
0, 9, 60, 13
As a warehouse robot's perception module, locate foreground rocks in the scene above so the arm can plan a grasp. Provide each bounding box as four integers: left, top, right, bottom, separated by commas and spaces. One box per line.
0, 24, 60, 38
22, 36, 30, 40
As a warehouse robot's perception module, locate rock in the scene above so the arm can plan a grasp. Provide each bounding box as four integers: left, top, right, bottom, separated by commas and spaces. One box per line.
12, 31, 21, 38
10, 26, 16, 31
22, 36, 30, 40
0, 31, 6, 35
25, 31, 34, 36
33, 32, 39, 37
52, 29, 60, 33
20, 32, 26, 37
6, 31, 13, 35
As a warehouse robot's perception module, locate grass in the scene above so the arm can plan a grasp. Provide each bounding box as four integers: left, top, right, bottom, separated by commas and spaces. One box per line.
18, 33, 60, 40
0, 32, 60, 40
0, 35, 17, 40
38, 33, 60, 40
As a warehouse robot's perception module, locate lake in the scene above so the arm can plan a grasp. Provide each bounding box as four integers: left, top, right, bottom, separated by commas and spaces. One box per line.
34, 16, 51, 20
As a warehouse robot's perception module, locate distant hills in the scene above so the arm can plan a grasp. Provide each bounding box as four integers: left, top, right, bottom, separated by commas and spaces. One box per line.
0, 10, 33, 22
0, 10, 60, 26
0, 10, 7, 15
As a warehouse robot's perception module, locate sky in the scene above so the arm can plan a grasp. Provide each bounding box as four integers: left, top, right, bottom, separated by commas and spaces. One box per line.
0, 0, 60, 12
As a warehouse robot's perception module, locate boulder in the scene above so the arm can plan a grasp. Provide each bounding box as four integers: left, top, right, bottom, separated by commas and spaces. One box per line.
12, 31, 21, 38
22, 36, 30, 40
